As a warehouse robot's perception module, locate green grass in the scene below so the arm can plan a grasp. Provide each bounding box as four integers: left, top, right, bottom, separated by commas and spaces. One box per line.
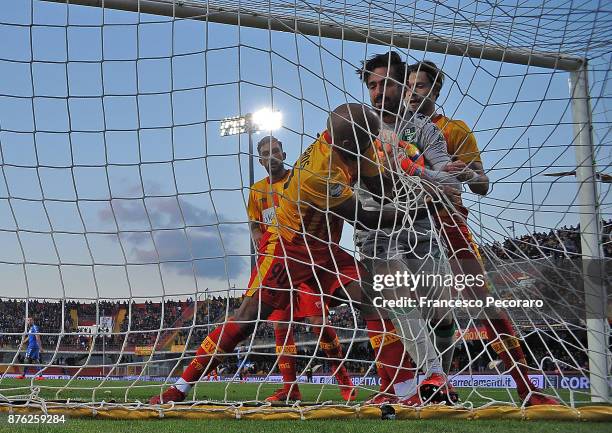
0, 379, 609, 433
1, 418, 611, 433
0, 378, 585, 406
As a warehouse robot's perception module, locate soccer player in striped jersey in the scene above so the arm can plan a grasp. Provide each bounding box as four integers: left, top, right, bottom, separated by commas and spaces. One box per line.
247, 136, 356, 402
150, 104, 414, 405
406, 60, 558, 406
17, 317, 43, 380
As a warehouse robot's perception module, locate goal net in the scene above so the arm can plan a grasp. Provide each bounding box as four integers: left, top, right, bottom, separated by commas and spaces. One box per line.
0, 0, 610, 419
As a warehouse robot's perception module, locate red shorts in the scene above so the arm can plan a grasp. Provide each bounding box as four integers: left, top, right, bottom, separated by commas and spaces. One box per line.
267, 308, 290, 322
267, 284, 328, 321
246, 231, 364, 313
436, 213, 482, 261
436, 213, 490, 295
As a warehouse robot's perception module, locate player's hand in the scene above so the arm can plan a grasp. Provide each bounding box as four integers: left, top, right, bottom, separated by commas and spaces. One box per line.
374, 139, 397, 172
440, 184, 462, 208
443, 160, 475, 182
375, 130, 403, 169
424, 182, 462, 208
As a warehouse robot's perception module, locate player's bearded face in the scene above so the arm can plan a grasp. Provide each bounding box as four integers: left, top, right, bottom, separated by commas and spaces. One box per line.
259, 142, 285, 175
367, 66, 402, 116
407, 71, 436, 114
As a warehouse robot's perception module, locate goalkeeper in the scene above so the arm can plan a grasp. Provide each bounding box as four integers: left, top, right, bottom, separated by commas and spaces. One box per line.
150, 103, 420, 405
357, 51, 461, 406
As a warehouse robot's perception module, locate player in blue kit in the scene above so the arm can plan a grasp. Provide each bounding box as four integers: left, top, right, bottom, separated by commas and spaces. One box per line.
16, 317, 44, 380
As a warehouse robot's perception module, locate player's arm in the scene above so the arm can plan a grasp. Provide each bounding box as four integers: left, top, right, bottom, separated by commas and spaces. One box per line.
469, 159, 490, 195
331, 194, 414, 230
356, 142, 396, 204
247, 189, 263, 246
361, 173, 395, 205
442, 121, 489, 195
249, 222, 263, 246
444, 159, 489, 195
396, 124, 462, 207
304, 171, 416, 228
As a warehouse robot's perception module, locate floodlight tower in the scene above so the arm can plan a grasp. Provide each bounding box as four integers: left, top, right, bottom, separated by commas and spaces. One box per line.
220, 109, 283, 268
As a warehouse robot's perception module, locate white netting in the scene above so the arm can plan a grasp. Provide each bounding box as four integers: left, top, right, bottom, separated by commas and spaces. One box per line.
0, 0, 610, 416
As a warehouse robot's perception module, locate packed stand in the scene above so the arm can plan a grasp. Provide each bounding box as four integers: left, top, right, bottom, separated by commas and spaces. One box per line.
486, 219, 612, 260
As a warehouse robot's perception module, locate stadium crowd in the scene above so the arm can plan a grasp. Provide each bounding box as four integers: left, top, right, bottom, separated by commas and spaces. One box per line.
486, 219, 612, 260
0, 299, 594, 376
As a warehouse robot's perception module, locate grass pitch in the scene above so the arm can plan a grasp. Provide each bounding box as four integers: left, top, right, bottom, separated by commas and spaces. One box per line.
0, 379, 610, 433
2, 418, 612, 433
0, 377, 573, 405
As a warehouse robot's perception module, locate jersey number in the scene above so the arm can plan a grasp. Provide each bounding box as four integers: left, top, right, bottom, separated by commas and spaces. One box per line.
269, 262, 289, 285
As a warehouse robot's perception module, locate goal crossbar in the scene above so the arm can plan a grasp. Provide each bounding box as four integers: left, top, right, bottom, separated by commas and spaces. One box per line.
42, 0, 585, 71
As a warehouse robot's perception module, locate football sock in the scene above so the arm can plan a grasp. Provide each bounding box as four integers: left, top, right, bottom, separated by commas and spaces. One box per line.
485, 316, 534, 398
366, 319, 416, 397
393, 316, 444, 376
275, 326, 298, 391
315, 325, 351, 385
433, 320, 456, 374
179, 320, 247, 394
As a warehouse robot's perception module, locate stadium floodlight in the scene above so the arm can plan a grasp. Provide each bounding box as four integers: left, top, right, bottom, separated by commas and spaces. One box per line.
219, 109, 282, 267
252, 108, 283, 132
219, 115, 248, 136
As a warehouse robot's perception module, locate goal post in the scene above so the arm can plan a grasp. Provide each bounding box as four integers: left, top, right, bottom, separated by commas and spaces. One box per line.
569, 64, 608, 403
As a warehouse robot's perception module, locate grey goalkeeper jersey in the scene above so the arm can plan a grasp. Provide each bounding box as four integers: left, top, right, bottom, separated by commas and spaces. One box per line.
394, 110, 455, 174
355, 110, 458, 247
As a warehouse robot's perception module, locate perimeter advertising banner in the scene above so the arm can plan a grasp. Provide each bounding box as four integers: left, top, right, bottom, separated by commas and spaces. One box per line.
10, 373, 599, 390
202, 374, 547, 389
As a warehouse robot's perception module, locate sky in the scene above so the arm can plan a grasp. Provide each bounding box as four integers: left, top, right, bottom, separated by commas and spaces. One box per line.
0, 0, 609, 301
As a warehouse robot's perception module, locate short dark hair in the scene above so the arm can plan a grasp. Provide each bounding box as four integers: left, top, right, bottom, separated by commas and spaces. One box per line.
357, 51, 406, 84
256, 135, 282, 154
408, 60, 445, 96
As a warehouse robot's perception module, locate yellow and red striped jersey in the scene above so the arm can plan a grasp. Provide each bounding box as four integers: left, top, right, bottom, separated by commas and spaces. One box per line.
432, 114, 482, 165
269, 130, 380, 248
433, 114, 482, 217
247, 170, 291, 233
